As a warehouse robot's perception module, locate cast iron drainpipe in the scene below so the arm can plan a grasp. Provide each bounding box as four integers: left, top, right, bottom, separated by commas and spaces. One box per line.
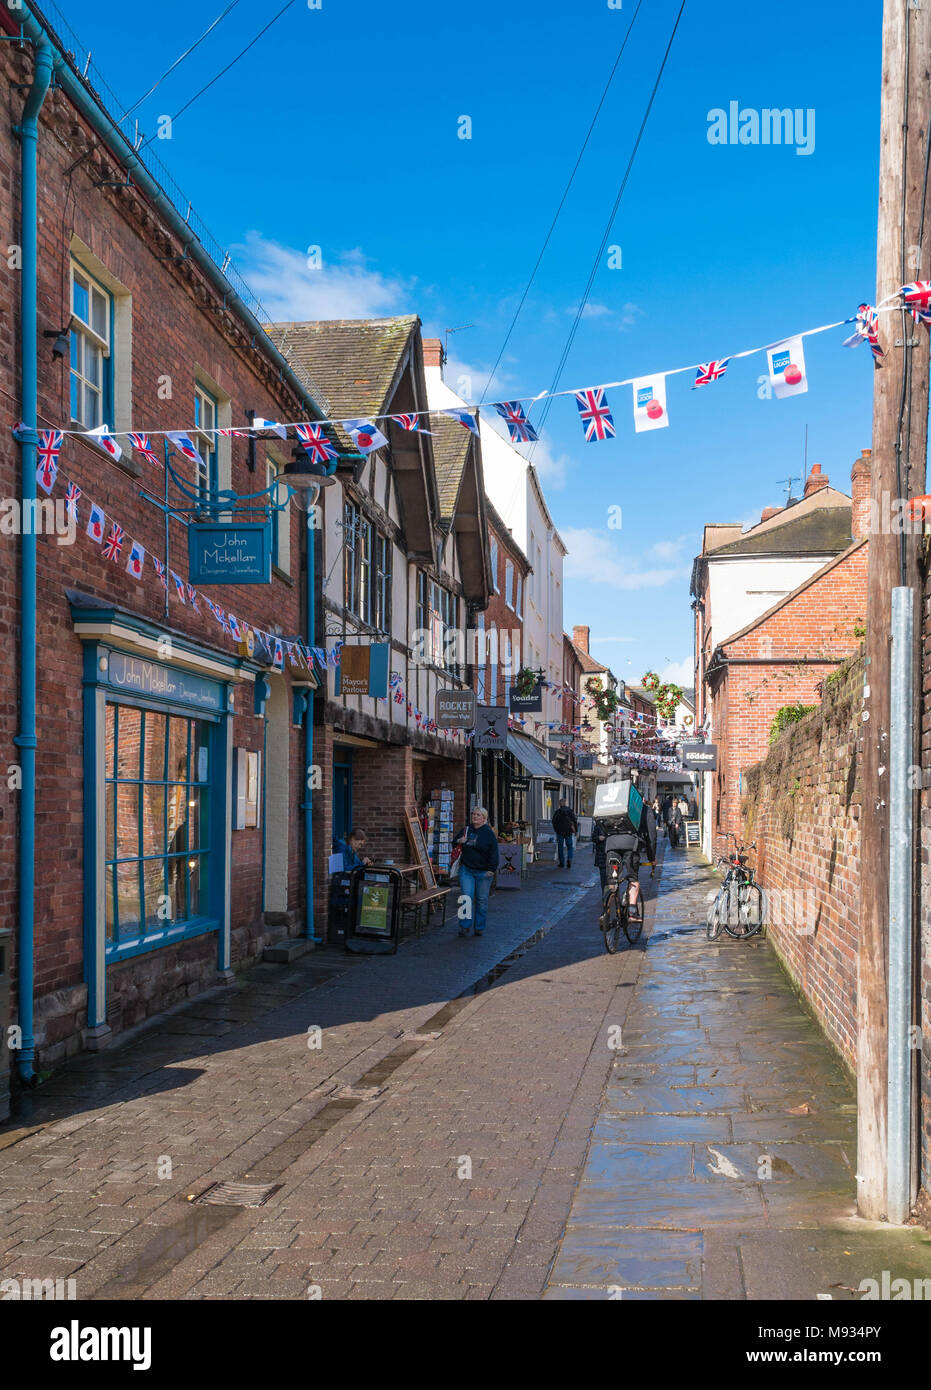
302, 506, 320, 941
12, 35, 54, 1083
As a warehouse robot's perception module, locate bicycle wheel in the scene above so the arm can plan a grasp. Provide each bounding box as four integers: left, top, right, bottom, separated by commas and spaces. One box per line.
723, 880, 751, 938
601, 890, 623, 954
707, 892, 725, 940
624, 886, 643, 944
738, 882, 764, 937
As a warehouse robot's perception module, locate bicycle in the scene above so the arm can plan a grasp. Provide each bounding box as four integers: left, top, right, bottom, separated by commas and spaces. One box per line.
599, 856, 643, 953
707, 834, 764, 940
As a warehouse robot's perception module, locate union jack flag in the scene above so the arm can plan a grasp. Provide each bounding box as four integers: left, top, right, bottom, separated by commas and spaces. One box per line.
693, 359, 729, 387
186, 584, 198, 609
170, 571, 186, 603
103, 523, 124, 561
227, 613, 241, 640
295, 422, 338, 465
214, 606, 226, 628
406, 701, 413, 716
37, 429, 63, 483
901, 281, 931, 310
390, 413, 431, 434
65, 482, 81, 523
127, 432, 161, 464
217, 428, 249, 438
844, 304, 885, 363
152, 557, 168, 589
494, 401, 538, 443
394, 686, 404, 704
574, 388, 615, 442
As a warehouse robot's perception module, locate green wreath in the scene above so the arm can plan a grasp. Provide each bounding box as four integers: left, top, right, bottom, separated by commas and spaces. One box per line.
641, 670, 661, 692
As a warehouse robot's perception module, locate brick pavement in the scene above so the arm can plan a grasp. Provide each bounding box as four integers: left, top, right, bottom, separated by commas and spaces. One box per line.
0, 850, 654, 1300
544, 849, 931, 1300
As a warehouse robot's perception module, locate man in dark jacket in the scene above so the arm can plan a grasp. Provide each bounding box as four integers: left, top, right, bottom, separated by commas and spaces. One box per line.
551, 799, 579, 868
454, 806, 499, 937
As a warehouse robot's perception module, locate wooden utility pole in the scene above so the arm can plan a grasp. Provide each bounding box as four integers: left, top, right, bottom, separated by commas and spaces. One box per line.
858, 0, 930, 1220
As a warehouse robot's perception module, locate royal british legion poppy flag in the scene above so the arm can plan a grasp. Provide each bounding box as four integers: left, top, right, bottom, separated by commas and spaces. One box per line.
343, 419, 388, 454
767, 336, 808, 398
166, 432, 205, 468
85, 425, 122, 461
632, 375, 668, 432
87, 503, 105, 542
126, 541, 145, 579
252, 417, 288, 439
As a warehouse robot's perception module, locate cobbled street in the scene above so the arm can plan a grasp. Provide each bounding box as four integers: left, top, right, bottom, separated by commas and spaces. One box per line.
3, 846, 928, 1301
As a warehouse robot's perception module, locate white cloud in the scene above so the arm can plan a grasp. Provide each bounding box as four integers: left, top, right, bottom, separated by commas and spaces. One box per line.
233, 232, 410, 321
661, 656, 694, 685
528, 435, 571, 489
562, 527, 690, 588
651, 534, 694, 562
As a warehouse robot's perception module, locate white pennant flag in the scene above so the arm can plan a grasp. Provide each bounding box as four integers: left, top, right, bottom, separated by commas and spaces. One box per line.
252, 417, 288, 438
632, 374, 668, 432
767, 336, 808, 399
84, 424, 123, 461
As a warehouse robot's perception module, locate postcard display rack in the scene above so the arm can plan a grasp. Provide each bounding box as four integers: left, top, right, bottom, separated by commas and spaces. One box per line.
426, 789, 455, 874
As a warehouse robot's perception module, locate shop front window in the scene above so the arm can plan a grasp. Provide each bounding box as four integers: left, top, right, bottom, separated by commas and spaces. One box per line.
105, 703, 211, 945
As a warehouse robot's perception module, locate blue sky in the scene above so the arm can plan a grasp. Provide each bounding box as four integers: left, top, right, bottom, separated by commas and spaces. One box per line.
62, 0, 882, 685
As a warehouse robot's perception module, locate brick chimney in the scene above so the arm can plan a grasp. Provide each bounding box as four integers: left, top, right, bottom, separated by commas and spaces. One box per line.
803, 463, 830, 498
573, 624, 590, 653
422, 337, 446, 371
760, 506, 782, 522
851, 448, 872, 541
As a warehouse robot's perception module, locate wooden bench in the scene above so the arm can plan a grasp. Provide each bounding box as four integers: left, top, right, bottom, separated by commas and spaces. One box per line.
400, 886, 450, 937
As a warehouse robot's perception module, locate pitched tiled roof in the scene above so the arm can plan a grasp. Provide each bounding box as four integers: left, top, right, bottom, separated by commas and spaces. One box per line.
430, 414, 471, 525
574, 645, 608, 674
709, 505, 852, 557
266, 316, 420, 420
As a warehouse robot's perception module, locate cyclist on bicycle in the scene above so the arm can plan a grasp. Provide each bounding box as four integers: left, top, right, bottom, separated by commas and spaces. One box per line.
604, 802, 657, 920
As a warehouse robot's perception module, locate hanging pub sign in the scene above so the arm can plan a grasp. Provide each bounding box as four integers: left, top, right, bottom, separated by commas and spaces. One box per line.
435, 688, 476, 729
188, 522, 271, 585
681, 742, 718, 771
473, 705, 507, 750
509, 682, 542, 713
335, 643, 389, 698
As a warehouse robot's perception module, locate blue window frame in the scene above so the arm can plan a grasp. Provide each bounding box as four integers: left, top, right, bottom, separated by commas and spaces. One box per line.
70, 261, 113, 430
194, 382, 219, 503
104, 702, 214, 950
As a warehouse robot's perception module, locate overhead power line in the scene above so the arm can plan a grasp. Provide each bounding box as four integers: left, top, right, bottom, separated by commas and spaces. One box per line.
530, 0, 688, 450
118, 1, 243, 126
480, 0, 645, 403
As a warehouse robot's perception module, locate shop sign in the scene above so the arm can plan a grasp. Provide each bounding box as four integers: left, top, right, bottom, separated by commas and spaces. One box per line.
104, 651, 223, 711
473, 705, 507, 750
435, 688, 476, 729
510, 775, 530, 791
681, 742, 717, 771
188, 522, 271, 585
335, 643, 389, 698
509, 682, 542, 713
548, 733, 572, 745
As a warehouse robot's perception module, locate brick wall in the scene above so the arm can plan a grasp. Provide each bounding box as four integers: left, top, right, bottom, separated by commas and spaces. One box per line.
920, 561, 931, 1193
479, 513, 527, 703
709, 542, 867, 861
1, 43, 309, 1063
742, 655, 864, 1072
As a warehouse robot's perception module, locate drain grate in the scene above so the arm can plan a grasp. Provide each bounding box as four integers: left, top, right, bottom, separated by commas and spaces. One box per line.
193, 1180, 282, 1208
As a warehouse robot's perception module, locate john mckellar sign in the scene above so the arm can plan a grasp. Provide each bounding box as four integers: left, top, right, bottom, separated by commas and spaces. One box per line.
188, 522, 272, 585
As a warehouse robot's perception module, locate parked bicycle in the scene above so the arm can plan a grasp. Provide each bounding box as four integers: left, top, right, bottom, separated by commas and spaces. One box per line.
707, 834, 764, 940
599, 854, 643, 954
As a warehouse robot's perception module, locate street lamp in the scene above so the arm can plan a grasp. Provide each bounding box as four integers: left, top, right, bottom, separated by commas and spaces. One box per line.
283, 446, 337, 509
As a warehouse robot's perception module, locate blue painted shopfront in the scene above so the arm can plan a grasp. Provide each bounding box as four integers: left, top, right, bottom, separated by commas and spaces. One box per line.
75, 607, 255, 1034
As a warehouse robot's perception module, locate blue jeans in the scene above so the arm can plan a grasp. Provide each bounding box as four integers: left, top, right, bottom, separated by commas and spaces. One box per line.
556, 833, 575, 866
458, 866, 493, 934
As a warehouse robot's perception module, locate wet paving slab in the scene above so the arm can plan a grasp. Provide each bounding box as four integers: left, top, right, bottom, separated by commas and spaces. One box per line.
544, 846, 931, 1301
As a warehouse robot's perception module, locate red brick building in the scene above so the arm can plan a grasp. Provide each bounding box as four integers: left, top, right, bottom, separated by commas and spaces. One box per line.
707, 526, 869, 859
1, 14, 327, 1073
